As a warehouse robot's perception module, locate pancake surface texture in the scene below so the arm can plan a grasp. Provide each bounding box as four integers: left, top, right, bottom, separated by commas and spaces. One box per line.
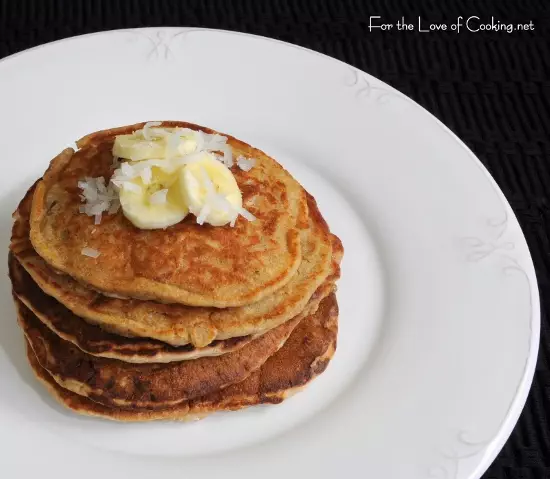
25, 294, 338, 422
19, 300, 298, 409
28, 122, 308, 307
18, 280, 335, 410
13, 185, 334, 347
9, 254, 256, 363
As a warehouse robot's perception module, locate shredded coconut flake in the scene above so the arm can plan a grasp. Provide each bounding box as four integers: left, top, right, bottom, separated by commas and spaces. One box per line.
81, 247, 100, 258
140, 166, 152, 185
165, 130, 179, 158
121, 162, 136, 178
194, 130, 205, 152
212, 193, 231, 213
237, 155, 255, 171
108, 200, 121, 215
196, 204, 211, 225
142, 121, 162, 141
149, 188, 168, 205
96, 177, 107, 195
78, 176, 119, 223
204, 134, 227, 152
221, 145, 233, 167
237, 206, 256, 222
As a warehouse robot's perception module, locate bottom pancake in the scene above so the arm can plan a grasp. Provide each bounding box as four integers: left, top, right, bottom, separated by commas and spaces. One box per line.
25, 294, 338, 422
18, 281, 335, 410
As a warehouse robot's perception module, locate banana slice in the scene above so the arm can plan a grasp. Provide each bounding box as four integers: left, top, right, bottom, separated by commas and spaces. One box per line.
118, 167, 188, 229
179, 154, 242, 226
113, 131, 197, 162
113, 134, 166, 162
111, 126, 244, 229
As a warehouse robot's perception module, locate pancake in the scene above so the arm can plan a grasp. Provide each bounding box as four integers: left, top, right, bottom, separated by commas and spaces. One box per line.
189, 292, 339, 414
9, 254, 257, 363
13, 185, 336, 347
29, 121, 309, 308
25, 294, 338, 422
18, 280, 335, 410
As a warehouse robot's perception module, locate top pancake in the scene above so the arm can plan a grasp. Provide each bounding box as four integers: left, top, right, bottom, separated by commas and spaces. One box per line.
29, 122, 308, 307
13, 184, 337, 347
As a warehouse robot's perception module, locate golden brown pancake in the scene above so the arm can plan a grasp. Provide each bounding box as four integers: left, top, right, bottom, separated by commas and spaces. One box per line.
25, 294, 338, 422
18, 281, 335, 410
13, 185, 336, 347
189, 292, 339, 413
9, 255, 257, 363
29, 121, 309, 308
25, 344, 191, 422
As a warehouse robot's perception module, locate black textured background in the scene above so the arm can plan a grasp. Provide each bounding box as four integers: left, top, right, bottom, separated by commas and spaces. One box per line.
0, 0, 548, 477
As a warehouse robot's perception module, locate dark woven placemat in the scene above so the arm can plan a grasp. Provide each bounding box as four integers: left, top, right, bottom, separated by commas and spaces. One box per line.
1, 0, 548, 477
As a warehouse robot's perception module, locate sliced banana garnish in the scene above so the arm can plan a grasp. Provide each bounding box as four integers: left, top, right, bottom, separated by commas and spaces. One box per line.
89, 123, 257, 229
112, 134, 166, 162
118, 167, 188, 230
113, 128, 197, 163
179, 154, 242, 226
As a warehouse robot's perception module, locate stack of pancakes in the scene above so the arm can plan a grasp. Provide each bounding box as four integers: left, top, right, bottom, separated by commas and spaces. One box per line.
8, 122, 343, 421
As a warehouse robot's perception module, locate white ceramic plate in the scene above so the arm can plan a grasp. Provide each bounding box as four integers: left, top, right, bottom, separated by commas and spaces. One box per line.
0, 28, 539, 479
